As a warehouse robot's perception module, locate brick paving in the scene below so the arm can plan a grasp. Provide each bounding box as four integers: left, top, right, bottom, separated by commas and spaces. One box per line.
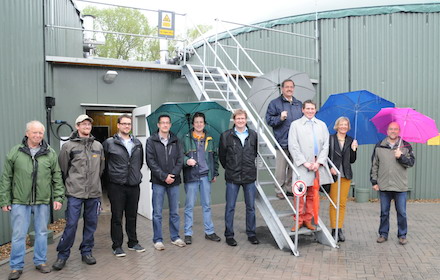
1, 199, 440, 280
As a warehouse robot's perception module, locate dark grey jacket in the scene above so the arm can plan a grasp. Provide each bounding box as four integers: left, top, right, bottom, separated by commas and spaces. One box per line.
219, 127, 258, 184
146, 132, 183, 186
370, 137, 415, 192
58, 131, 105, 199
103, 134, 143, 186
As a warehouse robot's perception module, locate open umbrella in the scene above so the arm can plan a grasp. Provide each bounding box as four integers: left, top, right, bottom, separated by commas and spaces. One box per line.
247, 68, 316, 117
146, 101, 231, 146
371, 107, 438, 143
428, 134, 440, 145
316, 90, 395, 145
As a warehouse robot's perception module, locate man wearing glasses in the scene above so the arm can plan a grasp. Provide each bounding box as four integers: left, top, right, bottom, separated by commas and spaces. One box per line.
146, 114, 185, 251
103, 114, 145, 257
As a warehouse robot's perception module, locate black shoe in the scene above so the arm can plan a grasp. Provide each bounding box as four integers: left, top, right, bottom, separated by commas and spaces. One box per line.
338, 229, 345, 242
226, 237, 237, 246
205, 233, 221, 242
52, 258, 66, 271
184, 235, 192, 245
8, 270, 22, 280
81, 255, 96, 265
248, 236, 260, 245
286, 191, 294, 197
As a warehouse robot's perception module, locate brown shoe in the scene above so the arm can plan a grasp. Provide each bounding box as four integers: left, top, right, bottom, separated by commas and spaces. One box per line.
303, 221, 316, 231
376, 235, 388, 243
36, 263, 51, 273
291, 223, 303, 232
399, 237, 408, 245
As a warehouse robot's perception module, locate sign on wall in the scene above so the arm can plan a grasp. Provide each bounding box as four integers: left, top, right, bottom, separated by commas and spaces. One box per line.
158, 10, 175, 39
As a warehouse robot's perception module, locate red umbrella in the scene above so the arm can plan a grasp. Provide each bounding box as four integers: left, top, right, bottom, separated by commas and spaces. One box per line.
313, 170, 320, 225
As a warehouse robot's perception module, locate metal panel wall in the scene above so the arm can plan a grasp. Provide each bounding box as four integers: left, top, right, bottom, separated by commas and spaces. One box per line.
198, 9, 440, 200
0, 0, 46, 245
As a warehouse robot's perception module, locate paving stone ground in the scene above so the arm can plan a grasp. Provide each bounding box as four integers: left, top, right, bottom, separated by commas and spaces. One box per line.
1, 199, 440, 280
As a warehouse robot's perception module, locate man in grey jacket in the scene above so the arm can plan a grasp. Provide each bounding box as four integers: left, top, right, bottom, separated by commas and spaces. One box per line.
52, 115, 105, 270
370, 122, 415, 245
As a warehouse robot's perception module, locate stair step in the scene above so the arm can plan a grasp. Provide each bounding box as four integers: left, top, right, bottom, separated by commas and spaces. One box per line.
259, 153, 275, 158
277, 210, 294, 218
196, 72, 222, 78
258, 181, 273, 186
258, 166, 275, 170
191, 65, 218, 72
286, 226, 322, 236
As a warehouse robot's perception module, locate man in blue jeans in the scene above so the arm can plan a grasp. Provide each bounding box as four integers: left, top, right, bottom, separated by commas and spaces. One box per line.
52, 115, 105, 270
219, 109, 259, 246
182, 112, 220, 245
370, 122, 415, 245
146, 114, 185, 251
0, 121, 65, 280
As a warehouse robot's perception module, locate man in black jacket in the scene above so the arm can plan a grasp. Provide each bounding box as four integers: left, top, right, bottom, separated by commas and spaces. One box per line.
219, 109, 259, 247
146, 114, 185, 251
103, 114, 145, 257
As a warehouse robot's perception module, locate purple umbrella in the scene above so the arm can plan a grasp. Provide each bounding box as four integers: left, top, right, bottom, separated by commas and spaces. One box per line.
371, 107, 438, 143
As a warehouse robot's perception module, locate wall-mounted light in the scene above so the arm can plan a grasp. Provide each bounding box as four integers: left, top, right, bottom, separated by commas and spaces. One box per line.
103, 70, 118, 83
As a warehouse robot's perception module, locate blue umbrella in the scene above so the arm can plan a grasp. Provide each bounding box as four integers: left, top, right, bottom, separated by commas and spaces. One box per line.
146, 101, 231, 146
316, 90, 395, 144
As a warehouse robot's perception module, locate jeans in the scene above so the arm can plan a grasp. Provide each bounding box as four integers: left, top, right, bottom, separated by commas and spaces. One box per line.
224, 182, 256, 238
184, 176, 215, 236
275, 148, 293, 194
107, 183, 140, 249
10, 204, 50, 270
56, 196, 100, 260
152, 184, 180, 243
379, 191, 407, 238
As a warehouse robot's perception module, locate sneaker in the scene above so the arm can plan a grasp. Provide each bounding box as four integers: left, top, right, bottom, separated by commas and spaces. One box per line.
226, 237, 237, 246
113, 247, 126, 257
128, 244, 145, 252
154, 242, 165, 251
8, 270, 22, 280
184, 235, 192, 245
399, 237, 408, 245
377, 235, 388, 243
35, 263, 51, 273
81, 254, 96, 265
171, 238, 186, 247
52, 258, 66, 271
248, 236, 260, 245
205, 233, 221, 242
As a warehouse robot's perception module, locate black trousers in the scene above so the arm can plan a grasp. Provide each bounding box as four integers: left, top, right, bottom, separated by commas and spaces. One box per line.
107, 182, 140, 249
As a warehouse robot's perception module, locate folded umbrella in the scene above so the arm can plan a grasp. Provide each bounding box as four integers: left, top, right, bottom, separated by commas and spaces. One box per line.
313, 170, 320, 225
371, 107, 438, 143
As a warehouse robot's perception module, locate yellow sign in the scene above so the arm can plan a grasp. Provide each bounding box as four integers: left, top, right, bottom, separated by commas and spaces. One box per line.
158, 10, 175, 38
428, 134, 440, 145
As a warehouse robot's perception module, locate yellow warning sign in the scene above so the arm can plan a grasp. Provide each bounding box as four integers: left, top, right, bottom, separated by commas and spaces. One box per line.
158, 10, 175, 38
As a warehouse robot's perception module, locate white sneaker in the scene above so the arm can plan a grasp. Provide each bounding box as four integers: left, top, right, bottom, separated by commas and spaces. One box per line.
171, 238, 186, 247
154, 242, 165, 251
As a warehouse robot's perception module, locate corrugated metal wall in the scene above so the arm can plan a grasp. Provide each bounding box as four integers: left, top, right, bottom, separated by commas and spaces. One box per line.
0, 0, 83, 245
196, 8, 440, 200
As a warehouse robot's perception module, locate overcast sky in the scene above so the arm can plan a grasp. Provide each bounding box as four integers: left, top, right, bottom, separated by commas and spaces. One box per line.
74, 0, 439, 25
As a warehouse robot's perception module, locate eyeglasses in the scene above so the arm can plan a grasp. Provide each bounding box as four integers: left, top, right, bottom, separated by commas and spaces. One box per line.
119, 123, 132, 126
159, 121, 171, 125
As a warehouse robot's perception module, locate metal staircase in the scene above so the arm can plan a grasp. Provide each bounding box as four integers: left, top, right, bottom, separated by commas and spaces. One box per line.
181, 21, 339, 256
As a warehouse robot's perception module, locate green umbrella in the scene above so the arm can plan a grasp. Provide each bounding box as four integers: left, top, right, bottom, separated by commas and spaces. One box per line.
147, 101, 232, 146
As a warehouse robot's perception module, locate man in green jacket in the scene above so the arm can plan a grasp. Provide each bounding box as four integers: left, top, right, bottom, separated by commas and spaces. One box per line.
0, 121, 65, 280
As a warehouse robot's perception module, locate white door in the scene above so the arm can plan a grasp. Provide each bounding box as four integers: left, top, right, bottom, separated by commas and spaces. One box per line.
132, 105, 152, 219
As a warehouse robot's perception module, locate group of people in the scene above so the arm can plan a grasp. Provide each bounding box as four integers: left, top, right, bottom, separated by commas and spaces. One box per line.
0, 83, 416, 280
265, 79, 415, 245
0, 109, 260, 280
